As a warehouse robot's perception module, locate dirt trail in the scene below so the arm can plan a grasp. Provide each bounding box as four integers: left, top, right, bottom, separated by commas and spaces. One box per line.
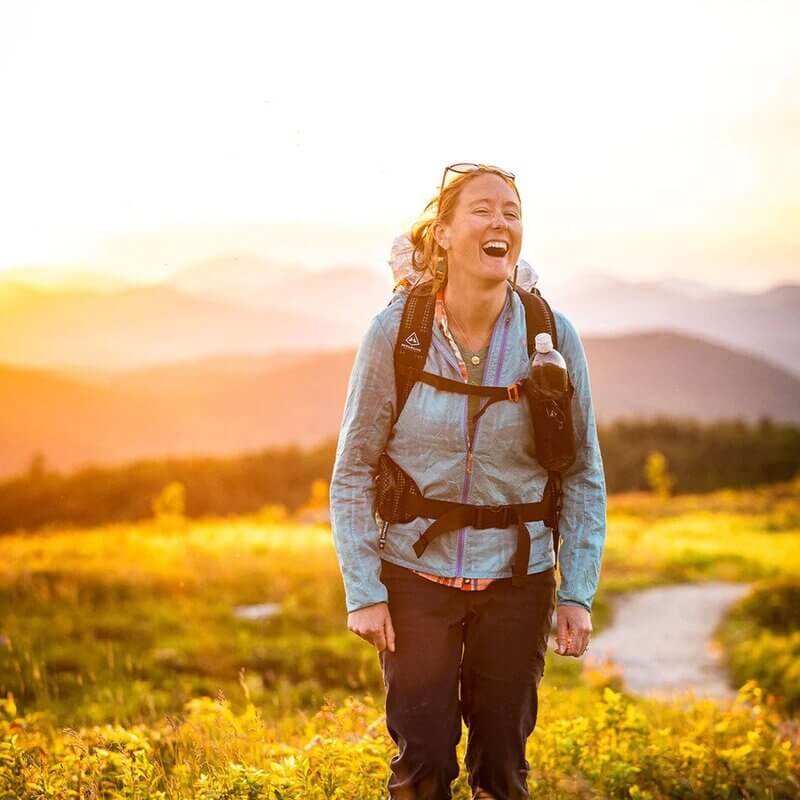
582, 582, 751, 699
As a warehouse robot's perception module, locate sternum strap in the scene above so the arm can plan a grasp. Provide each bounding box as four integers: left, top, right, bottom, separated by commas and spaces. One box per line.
399, 366, 516, 400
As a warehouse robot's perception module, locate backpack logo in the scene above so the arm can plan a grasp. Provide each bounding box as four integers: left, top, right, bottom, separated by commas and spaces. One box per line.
402, 331, 421, 351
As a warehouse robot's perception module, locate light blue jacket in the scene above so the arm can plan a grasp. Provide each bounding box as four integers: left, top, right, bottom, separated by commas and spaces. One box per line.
330, 283, 607, 614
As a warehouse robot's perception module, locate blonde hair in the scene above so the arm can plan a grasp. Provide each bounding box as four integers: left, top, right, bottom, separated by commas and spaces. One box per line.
409, 167, 521, 290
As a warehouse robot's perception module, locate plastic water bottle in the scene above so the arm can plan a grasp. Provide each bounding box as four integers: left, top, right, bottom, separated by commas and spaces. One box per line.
529, 332, 569, 395
524, 331, 576, 475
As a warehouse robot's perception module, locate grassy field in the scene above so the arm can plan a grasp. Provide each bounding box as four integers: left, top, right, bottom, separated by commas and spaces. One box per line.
1, 480, 799, 797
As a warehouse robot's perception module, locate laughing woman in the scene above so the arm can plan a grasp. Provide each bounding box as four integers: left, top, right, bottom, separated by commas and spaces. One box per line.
330, 163, 607, 800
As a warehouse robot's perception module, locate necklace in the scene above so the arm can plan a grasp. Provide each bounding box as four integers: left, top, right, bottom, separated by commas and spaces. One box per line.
445, 304, 490, 365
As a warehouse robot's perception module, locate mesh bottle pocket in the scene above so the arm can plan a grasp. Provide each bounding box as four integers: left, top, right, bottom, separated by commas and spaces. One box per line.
523, 380, 577, 473
375, 452, 422, 524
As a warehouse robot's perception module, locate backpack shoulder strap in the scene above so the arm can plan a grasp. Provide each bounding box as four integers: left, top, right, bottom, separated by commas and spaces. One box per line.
393, 282, 559, 419
514, 285, 558, 356
394, 280, 436, 420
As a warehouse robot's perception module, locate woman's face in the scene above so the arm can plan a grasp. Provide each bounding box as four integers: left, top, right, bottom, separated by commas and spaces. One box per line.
436, 172, 522, 287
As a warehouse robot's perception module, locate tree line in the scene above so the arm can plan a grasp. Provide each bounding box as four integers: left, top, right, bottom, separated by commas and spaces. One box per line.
1, 417, 798, 534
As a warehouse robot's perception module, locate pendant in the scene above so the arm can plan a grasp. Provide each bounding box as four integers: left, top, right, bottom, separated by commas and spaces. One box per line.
471, 354, 481, 366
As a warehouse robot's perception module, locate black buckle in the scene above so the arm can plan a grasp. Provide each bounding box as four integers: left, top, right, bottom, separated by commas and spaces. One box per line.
474, 505, 510, 530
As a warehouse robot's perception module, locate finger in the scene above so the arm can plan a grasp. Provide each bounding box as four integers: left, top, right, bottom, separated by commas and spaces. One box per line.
384, 614, 396, 653
556, 615, 569, 654
574, 631, 591, 657
570, 628, 588, 657
372, 628, 387, 653
566, 639, 580, 657
561, 623, 578, 657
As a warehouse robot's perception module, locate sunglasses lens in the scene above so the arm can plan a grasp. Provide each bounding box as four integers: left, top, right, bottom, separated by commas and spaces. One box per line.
449, 162, 481, 175
444, 163, 515, 185
483, 164, 516, 180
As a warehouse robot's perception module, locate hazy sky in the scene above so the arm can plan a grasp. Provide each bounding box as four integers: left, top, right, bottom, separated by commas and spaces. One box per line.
1, 0, 798, 290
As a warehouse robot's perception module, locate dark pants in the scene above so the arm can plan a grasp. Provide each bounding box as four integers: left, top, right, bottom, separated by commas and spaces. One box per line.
378, 559, 556, 800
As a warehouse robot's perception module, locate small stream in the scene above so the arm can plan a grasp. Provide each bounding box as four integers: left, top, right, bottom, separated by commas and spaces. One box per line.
582, 582, 751, 699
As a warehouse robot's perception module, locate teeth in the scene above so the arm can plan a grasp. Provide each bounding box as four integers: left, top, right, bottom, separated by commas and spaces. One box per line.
483, 240, 509, 254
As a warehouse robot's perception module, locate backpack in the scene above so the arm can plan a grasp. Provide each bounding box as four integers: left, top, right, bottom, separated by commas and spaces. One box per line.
375, 278, 573, 586
394, 278, 560, 419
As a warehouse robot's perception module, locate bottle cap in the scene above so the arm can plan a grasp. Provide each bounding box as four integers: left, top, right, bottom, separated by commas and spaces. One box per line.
535, 332, 553, 354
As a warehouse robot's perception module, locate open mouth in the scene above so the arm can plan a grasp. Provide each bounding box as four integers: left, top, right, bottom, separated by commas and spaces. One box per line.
481, 240, 509, 258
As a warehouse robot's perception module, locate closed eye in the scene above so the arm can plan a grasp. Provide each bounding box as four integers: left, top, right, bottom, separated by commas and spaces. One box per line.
472, 207, 519, 218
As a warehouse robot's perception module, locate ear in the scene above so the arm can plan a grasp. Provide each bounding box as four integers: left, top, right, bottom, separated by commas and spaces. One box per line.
433, 220, 450, 251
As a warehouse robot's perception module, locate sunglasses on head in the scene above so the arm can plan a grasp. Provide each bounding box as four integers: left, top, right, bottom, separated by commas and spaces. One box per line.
438, 162, 516, 199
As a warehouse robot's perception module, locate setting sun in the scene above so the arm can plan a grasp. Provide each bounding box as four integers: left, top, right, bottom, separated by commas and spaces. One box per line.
0, 1, 797, 290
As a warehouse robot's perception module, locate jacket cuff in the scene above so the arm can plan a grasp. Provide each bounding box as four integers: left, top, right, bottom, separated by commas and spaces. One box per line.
556, 597, 592, 612
346, 587, 389, 615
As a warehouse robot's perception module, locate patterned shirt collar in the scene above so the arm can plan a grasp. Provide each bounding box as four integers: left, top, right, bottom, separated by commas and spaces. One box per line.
434, 290, 470, 382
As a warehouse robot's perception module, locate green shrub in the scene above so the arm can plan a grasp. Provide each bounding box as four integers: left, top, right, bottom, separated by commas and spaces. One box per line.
718, 579, 800, 713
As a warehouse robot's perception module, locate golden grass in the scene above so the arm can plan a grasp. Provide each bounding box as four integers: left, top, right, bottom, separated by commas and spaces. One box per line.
1, 481, 799, 797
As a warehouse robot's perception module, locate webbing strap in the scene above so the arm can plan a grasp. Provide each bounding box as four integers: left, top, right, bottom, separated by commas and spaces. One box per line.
516, 286, 559, 352
513, 509, 531, 587
407, 491, 553, 587
398, 366, 521, 401
405, 495, 551, 536
548, 471, 563, 568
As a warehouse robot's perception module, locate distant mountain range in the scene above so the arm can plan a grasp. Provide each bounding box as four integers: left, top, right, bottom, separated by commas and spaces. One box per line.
0, 260, 797, 375
583, 331, 800, 422
167, 257, 393, 329
0, 280, 366, 369
1, 331, 797, 479
544, 275, 800, 375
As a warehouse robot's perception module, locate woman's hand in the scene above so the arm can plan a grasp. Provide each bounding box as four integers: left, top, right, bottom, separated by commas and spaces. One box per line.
554, 605, 592, 657
347, 602, 396, 653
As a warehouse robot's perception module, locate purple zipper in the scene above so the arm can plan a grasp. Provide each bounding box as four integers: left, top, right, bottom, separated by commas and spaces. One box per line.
454, 307, 513, 577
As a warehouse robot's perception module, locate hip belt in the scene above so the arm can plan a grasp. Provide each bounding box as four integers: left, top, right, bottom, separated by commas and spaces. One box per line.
406, 493, 553, 588
376, 454, 558, 588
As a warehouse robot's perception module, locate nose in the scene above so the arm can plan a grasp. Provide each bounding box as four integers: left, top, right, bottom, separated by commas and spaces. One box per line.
490, 209, 509, 230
